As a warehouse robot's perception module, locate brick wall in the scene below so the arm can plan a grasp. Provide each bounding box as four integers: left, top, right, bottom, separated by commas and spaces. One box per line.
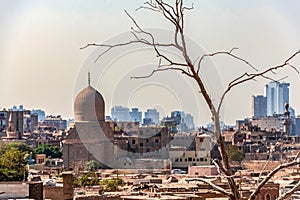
44, 186, 64, 200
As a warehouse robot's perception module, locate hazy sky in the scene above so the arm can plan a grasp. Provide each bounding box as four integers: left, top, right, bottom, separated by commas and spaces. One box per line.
1, 1, 300, 126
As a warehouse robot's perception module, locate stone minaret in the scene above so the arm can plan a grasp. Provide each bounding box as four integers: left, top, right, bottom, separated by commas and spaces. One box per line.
283, 103, 291, 135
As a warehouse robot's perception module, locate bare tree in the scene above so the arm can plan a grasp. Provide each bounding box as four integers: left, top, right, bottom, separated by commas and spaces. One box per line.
81, 0, 300, 199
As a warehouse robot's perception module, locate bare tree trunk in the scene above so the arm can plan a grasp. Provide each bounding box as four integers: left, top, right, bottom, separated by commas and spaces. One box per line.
81, 0, 300, 199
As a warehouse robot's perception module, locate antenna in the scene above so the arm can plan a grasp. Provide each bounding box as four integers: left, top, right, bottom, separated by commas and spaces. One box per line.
88, 72, 91, 86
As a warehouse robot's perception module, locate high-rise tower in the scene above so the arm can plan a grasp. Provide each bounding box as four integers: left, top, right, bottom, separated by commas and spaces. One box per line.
265, 81, 290, 116
251, 95, 267, 118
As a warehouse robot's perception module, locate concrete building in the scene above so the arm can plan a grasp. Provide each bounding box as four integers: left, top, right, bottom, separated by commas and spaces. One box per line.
144, 109, 159, 125
111, 106, 130, 122
0, 110, 8, 132
41, 115, 67, 130
185, 113, 195, 130
251, 95, 267, 118
265, 81, 290, 116
129, 108, 142, 124
24, 113, 38, 133
31, 109, 46, 121
294, 116, 300, 136
169, 133, 212, 169
250, 115, 285, 132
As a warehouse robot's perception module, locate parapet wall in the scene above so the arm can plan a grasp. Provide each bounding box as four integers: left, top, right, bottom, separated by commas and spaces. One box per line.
0, 182, 28, 199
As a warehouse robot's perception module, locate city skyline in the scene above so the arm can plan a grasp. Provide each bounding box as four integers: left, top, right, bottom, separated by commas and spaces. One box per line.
1, 103, 195, 124
1, 1, 300, 125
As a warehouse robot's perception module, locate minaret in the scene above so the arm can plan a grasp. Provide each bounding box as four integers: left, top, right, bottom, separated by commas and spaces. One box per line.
283, 103, 291, 135
6, 112, 17, 138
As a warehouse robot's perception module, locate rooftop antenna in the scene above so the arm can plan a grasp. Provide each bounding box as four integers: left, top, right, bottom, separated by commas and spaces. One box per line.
88, 72, 91, 86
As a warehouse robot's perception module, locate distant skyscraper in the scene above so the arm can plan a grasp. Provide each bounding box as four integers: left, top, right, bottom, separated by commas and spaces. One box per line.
129, 108, 142, 124
251, 95, 267, 118
294, 117, 300, 136
31, 109, 46, 121
144, 109, 160, 125
185, 114, 195, 130
265, 81, 290, 116
111, 106, 130, 122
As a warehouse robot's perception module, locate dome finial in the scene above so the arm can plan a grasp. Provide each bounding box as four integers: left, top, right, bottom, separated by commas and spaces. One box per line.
88, 72, 91, 86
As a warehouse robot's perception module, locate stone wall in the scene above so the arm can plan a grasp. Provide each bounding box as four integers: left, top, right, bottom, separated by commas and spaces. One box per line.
62, 171, 74, 200
0, 182, 28, 199
28, 182, 43, 200
44, 186, 64, 200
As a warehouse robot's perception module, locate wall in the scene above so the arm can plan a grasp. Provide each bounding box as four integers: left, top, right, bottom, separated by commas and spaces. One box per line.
44, 186, 64, 200
0, 182, 28, 199
188, 165, 218, 176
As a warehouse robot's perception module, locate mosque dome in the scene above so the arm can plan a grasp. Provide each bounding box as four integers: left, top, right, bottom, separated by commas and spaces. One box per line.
74, 74, 105, 122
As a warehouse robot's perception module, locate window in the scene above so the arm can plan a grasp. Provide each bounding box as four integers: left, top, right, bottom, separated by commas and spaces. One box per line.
140, 143, 143, 147
200, 158, 204, 162
188, 157, 192, 162
146, 149, 150, 153
132, 140, 135, 144
265, 193, 271, 200
179, 158, 182, 162
199, 138, 204, 142
146, 139, 149, 143
155, 139, 159, 143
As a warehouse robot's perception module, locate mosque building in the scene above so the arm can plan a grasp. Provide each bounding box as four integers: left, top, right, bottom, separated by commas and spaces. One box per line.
63, 74, 171, 170
63, 73, 115, 169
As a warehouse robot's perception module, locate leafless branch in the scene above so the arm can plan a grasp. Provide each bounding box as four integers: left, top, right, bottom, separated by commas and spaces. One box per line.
182, 3, 194, 11
249, 160, 300, 200
201, 127, 216, 135
277, 181, 300, 200
212, 159, 235, 178
196, 47, 258, 74
186, 178, 233, 198
217, 50, 300, 115
294, 151, 300, 161
136, 5, 159, 12
131, 66, 193, 79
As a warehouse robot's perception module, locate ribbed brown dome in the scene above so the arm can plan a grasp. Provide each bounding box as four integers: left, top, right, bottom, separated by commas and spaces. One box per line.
74, 85, 105, 122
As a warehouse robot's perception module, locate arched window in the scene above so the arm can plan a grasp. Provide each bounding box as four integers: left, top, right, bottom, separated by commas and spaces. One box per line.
265, 193, 271, 200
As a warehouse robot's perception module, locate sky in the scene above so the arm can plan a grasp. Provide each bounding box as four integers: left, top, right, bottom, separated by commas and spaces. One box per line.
1, 0, 300, 126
